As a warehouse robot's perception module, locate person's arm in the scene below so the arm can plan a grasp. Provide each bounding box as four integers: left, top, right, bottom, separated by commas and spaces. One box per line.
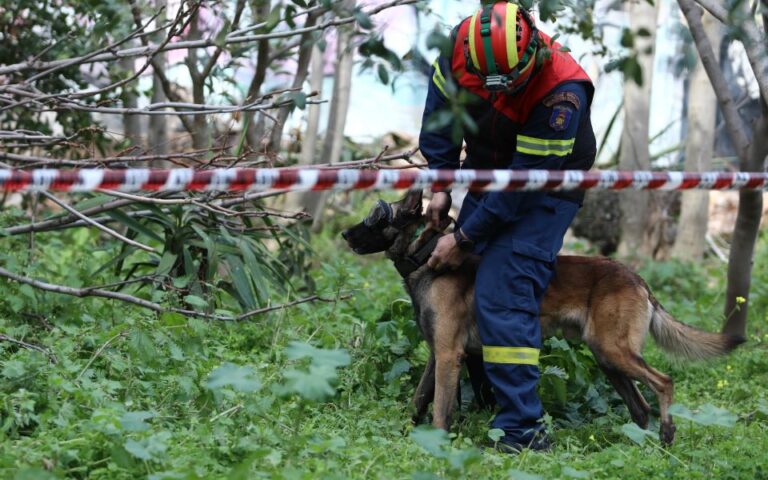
459, 83, 589, 243
418, 57, 462, 170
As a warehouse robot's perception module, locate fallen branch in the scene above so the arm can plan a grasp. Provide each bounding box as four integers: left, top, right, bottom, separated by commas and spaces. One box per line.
0, 333, 57, 363
0, 265, 352, 321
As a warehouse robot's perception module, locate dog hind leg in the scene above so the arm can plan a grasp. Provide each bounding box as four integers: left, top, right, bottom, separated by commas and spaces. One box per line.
598, 365, 651, 429
466, 354, 496, 410
617, 354, 676, 445
412, 355, 436, 425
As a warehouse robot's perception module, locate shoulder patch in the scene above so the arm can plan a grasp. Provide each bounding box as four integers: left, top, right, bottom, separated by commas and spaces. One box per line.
549, 105, 574, 131
542, 91, 581, 110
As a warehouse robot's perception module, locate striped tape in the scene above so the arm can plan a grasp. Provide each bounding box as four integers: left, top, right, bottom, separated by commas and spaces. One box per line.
0, 169, 766, 193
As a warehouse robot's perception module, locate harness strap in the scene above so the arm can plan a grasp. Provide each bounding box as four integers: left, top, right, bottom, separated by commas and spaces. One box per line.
479, 6, 497, 75
394, 232, 442, 278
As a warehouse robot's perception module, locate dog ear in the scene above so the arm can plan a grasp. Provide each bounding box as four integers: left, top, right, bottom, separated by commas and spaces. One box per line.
401, 189, 423, 214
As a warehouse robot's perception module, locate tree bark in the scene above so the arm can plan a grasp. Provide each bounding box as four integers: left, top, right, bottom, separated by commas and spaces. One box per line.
120, 55, 142, 147
245, 0, 272, 151
288, 45, 325, 212
148, 0, 168, 158
722, 100, 767, 337
310, 1, 355, 230
678, 0, 750, 159
617, 0, 660, 258
267, 12, 320, 151
671, 13, 722, 260
186, 12, 210, 150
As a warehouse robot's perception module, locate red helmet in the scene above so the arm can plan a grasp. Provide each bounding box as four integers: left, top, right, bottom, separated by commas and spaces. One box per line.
465, 1, 539, 94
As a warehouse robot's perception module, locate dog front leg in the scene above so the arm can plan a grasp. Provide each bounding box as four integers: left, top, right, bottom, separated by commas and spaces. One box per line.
412, 355, 436, 424
432, 350, 464, 431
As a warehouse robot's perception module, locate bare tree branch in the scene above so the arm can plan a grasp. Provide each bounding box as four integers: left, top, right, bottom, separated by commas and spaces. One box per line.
40, 191, 158, 253
678, 0, 751, 161
0, 333, 57, 363
0, 0, 418, 76
692, 0, 728, 23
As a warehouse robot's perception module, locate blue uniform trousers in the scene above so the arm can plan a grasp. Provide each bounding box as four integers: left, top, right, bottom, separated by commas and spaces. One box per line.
458, 192, 580, 444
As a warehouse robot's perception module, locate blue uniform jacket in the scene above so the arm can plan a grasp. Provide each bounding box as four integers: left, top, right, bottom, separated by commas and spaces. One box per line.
418, 56, 597, 243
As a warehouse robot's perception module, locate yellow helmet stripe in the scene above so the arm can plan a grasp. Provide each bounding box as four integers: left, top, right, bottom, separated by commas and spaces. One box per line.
468, 11, 481, 71
505, 2, 519, 69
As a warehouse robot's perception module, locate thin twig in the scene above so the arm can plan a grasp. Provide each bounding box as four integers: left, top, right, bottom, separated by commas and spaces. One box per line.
76, 331, 130, 380
0, 333, 57, 363
0, 0, 418, 76
40, 192, 158, 253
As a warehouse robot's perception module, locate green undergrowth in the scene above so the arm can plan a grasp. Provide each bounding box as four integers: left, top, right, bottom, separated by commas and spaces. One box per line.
1, 210, 768, 479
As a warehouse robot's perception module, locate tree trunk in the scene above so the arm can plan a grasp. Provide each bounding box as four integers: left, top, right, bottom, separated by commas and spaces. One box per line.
287, 45, 325, 212
245, 0, 271, 152
267, 12, 320, 151
617, 0, 660, 258
120, 55, 142, 147
186, 11, 210, 150
148, 0, 168, 159
671, 13, 722, 260
310, 1, 355, 231
722, 100, 767, 338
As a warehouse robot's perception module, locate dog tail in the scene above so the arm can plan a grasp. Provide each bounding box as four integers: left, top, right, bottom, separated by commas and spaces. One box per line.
649, 296, 745, 361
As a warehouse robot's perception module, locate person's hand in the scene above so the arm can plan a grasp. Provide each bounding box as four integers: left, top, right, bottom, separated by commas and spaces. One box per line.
425, 192, 452, 229
427, 233, 467, 271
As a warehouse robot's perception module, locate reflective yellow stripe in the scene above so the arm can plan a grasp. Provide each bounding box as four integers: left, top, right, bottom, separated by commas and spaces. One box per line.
483, 346, 540, 365
468, 12, 480, 71
516, 134, 575, 157
505, 3, 519, 68
432, 59, 447, 97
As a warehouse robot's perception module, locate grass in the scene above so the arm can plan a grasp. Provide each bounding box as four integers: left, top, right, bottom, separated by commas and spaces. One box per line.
1, 216, 767, 479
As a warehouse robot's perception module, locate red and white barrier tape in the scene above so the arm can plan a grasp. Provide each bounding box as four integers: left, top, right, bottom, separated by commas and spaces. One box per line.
0, 168, 766, 192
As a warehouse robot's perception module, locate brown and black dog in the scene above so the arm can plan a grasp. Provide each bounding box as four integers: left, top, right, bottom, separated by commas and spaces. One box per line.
342, 190, 743, 445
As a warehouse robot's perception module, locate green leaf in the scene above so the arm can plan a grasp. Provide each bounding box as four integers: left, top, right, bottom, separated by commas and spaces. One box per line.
620, 423, 656, 445
225, 254, 257, 310
669, 403, 737, 427
206, 363, 261, 393
289, 92, 307, 109
384, 358, 410, 382
426, 28, 452, 56
214, 19, 231, 49
377, 64, 390, 85
106, 209, 163, 242
353, 9, 374, 29
488, 428, 505, 442
410, 426, 449, 458
508, 470, 543, 480
285, 342, 350, 368
120, 411, 155, 432
157, 251, 177, 276
124, 431, 171, 462
14, 468, 59, 480
620, 28, 634, 48
282, 365, 337, 401
265, 4, 283, 31
562, 466, 590, 479
184, 294, 209, 309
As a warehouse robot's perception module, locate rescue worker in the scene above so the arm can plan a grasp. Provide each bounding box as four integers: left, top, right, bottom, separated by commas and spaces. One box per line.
422, 1, 596, 451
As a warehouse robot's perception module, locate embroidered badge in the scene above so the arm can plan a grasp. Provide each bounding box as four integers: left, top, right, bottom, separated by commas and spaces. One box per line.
549, 105, 573, 131
542, 91, 581, 109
